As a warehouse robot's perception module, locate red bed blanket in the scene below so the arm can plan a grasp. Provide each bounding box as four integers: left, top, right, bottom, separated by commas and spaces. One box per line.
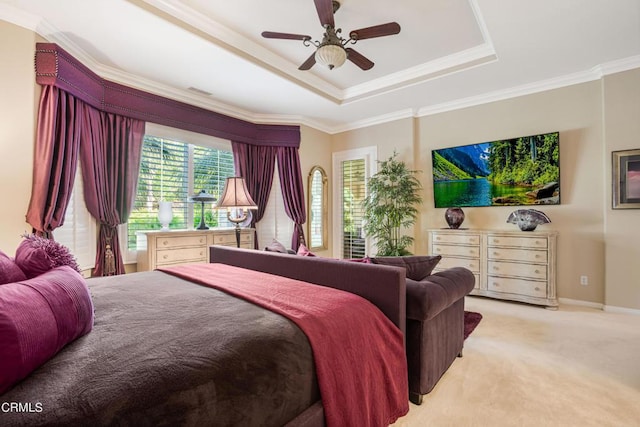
159, 263, 409, 427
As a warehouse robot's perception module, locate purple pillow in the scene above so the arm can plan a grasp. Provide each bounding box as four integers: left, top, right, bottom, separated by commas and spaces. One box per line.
0, 249, 27, 285
0, 265, 94, 394
371, 255, 442, 281
14, 234, 81, 279
264, 239, 289, 254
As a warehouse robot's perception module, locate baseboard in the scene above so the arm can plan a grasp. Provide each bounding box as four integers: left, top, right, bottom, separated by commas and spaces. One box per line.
558, 298, 603, 310
602, 305, 640, 315
559, 297, 640, 315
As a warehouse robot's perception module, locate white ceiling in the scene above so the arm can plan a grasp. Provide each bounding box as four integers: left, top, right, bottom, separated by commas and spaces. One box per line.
1, 0, 639, 133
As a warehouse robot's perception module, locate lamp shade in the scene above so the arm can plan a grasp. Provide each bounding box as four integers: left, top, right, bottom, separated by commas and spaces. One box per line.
216, 177, 258, 209
315, 44, 347, 70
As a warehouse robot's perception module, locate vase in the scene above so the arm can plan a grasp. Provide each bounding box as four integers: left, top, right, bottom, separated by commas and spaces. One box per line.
445, 207, 465, 229
158, 201, 173, 230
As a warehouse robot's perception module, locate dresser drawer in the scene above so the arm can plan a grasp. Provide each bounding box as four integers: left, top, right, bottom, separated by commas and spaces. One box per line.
155, 235, 207, 249
433, 244, 480, 258
488, 247, 547, 263
431, 232, 480, 245
156, 247, 207, 264
487, 276, 547, 298
438, 257, 480, 272
488, 235, 548, 249
488, 260, 547, 280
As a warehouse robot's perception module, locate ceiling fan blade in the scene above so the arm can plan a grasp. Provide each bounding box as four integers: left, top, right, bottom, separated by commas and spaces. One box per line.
346, 48, 374, 70
262, 31, 311, 41
298, 52, 317, 70
349, 22, 401, 40
314, 0, 335, 28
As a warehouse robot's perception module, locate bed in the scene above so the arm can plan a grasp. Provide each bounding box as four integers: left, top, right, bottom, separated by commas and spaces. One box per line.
1, 246, 408, 426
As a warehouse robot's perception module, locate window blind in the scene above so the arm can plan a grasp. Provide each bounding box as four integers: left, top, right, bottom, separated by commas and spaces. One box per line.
127, 135, 234, 249
55, 164, 96, 271
256, 162, 294, 250
341, 159, 366, 259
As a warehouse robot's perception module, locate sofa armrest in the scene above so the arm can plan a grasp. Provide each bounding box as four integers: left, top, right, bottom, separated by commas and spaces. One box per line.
406, 267, 475, 321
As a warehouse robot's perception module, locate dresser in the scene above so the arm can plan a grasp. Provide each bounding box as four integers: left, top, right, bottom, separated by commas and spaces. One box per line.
428, 229, 558, 308
136, 228, 254, 271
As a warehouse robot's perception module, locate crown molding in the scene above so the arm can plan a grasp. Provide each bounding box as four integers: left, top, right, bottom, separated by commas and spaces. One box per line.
0, 3, 41, 31
342, 44, 497, 104
416, 56, 640, 118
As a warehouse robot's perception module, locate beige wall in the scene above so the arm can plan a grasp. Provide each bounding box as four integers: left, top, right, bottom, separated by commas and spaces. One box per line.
603, 69, 640, 310
331, 78, 640, 310
0, 20, 39, 255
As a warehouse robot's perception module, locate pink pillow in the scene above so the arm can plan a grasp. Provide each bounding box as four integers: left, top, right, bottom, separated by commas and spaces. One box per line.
14, 234, 81, 279
297, 244, 317, 257
0, 250, 27, 285
346, 257, 372, 263
0, 265, 94, 394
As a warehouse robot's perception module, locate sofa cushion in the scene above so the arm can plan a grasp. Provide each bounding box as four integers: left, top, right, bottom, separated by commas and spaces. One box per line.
0, 266, 94, 393
0, 250, 27, 285
405, 267, 476, 321
371, 256, 441, 281
14, 234, 81, 279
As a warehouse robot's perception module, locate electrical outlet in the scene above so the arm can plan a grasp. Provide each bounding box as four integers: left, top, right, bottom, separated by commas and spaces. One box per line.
580, 275, 589, 286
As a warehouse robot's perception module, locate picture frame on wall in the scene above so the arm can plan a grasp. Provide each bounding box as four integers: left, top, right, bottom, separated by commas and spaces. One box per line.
612, 149, 640, 209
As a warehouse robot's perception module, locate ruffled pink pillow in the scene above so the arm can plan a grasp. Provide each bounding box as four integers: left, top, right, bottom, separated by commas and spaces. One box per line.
297, 244, 317, 257
0, 266, 94, 393
0, 249, 27, 285
14, 234, 81, 279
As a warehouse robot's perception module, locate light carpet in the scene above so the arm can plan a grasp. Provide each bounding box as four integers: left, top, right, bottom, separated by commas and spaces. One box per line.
392, 296, 640, 427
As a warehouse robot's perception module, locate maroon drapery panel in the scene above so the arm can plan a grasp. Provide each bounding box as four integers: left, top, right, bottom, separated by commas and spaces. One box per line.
231, 141, 277, 249
25, 86, 82, 238
276, 147, 307, 250
80, 109, 144, 276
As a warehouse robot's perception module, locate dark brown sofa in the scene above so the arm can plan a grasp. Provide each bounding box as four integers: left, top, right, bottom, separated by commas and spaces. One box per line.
404, 267, 475, 404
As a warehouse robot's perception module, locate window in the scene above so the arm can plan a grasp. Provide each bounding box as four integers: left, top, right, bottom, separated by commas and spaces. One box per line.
332, 147, 377, 258
55, 164, 97, 272
256, 161, 294, 250
127, 124, 235, 250
307, 166, 327, 250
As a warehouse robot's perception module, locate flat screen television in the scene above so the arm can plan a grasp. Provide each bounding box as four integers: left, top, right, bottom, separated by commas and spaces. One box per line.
431, 131, 560, 208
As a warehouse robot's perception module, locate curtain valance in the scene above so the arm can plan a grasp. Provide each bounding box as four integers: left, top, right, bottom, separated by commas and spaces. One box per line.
35, 43, 300, 148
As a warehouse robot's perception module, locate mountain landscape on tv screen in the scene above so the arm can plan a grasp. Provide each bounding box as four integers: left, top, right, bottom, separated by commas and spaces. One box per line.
432, 132, 560, 208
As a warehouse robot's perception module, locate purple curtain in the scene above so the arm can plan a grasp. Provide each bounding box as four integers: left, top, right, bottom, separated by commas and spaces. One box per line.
277, 147, 307, 250
80, 109, 144, 276
25, 86, 83, 238
231, 141, 277, 249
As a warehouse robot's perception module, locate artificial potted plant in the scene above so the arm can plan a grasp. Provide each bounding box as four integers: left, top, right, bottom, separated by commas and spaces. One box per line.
363, 151, 422, 256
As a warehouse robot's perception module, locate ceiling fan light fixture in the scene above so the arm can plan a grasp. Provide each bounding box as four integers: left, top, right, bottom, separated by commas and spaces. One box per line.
315, 44, 347, 70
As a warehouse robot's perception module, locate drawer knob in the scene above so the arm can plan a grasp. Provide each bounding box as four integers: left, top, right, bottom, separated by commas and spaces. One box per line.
535, 254, 541, 259
494, 239, 500, 243
162, 240, 168, 246
163, 254, 168, 259
200, 251, 204, 256
493, 251, 499, 256
199, 238, 204, 243
493, 266, 499, 270
436, 237, 441, 240
535, 269, 540, 274
535, 287, 541, 291
469, 250, 474, 254
493, 282, 499, 287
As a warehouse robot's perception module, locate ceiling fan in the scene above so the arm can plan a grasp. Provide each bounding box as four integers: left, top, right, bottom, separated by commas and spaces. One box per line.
261, 0, 401, 71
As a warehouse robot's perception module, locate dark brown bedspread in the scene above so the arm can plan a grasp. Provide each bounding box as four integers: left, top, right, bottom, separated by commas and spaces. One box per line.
0, 271, 320, 427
